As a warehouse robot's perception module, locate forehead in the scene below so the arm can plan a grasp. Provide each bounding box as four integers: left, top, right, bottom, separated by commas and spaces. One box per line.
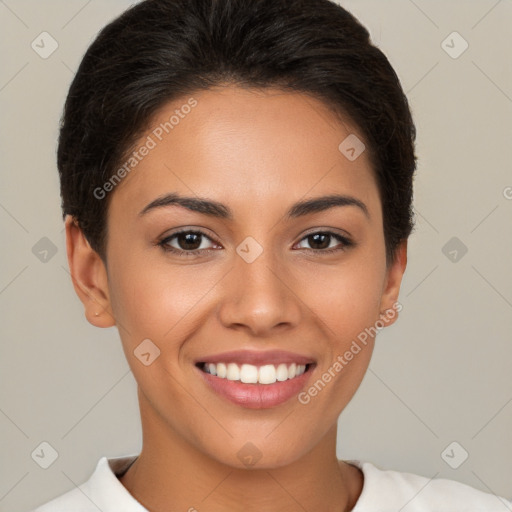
109, 85, 379, 221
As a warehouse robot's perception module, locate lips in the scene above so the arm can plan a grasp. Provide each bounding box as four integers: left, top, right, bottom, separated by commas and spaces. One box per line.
194, 349, 317, 409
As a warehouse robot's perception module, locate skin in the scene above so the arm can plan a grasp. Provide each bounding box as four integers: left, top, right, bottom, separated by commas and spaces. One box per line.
65, 85, 407, 512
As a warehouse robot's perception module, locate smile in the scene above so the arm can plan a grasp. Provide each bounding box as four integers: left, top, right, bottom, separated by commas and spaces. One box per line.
194, 350, 317, 409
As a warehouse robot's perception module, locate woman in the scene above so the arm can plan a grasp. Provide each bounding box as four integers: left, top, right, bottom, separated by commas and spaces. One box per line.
31, 0, 511, 510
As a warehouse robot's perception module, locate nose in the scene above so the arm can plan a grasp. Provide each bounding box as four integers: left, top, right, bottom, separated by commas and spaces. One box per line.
217, 247, 302, 337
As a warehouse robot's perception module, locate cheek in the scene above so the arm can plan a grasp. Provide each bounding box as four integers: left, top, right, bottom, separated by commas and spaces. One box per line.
107, 254, 224, 350
305, 257, 385, 342
294, 264, 382, 424
299, 250, 385, 400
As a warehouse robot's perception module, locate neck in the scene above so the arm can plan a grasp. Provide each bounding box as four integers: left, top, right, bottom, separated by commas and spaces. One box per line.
119, 388, 363, 512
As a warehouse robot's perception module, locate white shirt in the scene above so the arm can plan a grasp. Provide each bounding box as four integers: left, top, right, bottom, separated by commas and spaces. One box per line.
30, 454, 512, 512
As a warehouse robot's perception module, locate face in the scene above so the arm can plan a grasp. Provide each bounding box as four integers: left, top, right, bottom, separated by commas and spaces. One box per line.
67, 85, 406, 469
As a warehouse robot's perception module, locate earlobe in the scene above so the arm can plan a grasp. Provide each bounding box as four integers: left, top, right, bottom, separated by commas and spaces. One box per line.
64, 215, 116, 328
378, 240, 408, 328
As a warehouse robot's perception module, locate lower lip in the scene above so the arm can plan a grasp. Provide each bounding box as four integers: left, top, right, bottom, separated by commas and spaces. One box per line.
196, 365, 315, 409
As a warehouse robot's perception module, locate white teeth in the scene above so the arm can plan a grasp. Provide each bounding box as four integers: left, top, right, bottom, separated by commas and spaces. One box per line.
201, 362, 309, 384
226, 363, 240, 380
240, 364, 259, 383
259, 364, 277, 384
276, 363, 288, 381
216, 362, 227, 378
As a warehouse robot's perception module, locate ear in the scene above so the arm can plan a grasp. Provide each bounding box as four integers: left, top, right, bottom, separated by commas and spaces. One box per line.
378, 239, 407, 328
64, 215, 116, 328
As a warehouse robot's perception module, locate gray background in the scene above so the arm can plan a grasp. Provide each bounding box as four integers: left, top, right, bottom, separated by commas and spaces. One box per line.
1, 1, 511, 510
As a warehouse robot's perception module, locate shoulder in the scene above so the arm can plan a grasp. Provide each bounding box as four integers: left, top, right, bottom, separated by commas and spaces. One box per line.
347, 459, 512, 512
30, 486, 92, 512
29, 455, 142, 512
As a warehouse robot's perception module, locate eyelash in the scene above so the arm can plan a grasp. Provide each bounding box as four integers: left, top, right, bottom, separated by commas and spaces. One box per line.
157, 229, 354, 257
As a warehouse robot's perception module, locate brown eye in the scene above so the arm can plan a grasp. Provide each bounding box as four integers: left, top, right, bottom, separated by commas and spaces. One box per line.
174, 232, 203, 250
306, 233, 331, 250
158, 230, 219, 255
296, 231, 353, 253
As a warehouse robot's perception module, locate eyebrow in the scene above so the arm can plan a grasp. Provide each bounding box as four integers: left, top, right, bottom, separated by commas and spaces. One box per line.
139, 192, 369, 220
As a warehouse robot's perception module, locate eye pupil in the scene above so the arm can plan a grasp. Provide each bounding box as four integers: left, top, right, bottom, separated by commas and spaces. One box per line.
309, 233, 330, 249
179, 232, 201, 250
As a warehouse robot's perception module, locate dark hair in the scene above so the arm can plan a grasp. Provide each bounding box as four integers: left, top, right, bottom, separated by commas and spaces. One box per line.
58, 0, 416, 264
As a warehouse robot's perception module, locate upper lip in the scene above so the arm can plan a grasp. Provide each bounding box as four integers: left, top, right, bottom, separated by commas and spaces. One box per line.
196, 350, 316, 366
